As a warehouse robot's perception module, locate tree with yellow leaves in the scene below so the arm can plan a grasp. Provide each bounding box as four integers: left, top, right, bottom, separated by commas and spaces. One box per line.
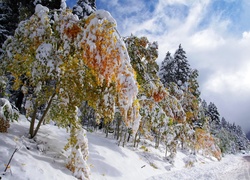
1, 4, 140, 179
125, 35, 170, 148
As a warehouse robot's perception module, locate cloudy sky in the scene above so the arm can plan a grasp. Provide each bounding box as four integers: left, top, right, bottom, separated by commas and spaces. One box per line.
67, 0, 250, 132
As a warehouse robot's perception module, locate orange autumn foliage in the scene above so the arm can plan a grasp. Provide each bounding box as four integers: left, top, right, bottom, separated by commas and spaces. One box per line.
81, 22, 121, 86
78, 12, 139, 128
195, 128, 222, 160
64, 23, 82, 40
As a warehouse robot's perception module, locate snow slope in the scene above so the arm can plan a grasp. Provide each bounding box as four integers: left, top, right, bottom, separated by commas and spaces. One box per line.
0, 116, 76, 180
1, 117, 250, 180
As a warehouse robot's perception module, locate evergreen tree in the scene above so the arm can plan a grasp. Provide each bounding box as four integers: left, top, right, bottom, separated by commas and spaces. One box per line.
236, 125, 243, 136
159, 45, 191, 88
201, 100, 208, 116
159, 51, 174, 87
195, 100, 209, 128
0, 0, 18, 53
34, 0, 63, 10
0, 0, 65, 53
231, 122, 237, 133
73, 0, 96, 19
172, 44, 191, 87
207, 102, 220, 127
188, 69, 200, 98
221, 117, 227, 128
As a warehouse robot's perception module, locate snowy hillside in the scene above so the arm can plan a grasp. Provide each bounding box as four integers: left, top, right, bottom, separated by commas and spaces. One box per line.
1, 117, 250, 180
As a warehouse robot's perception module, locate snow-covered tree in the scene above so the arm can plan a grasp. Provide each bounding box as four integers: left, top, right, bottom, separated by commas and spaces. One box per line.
159, 51, 174, 87
0, 1, 9, 49
159, 44, 191, 88
0, 98, 19, 132
1, 5, 140, 137
125, 35, 168, 148
0, 0, 64, 112
73, 0, 96, 19
195, 128, 222, 160
65, 123, 90, 179
221, 117, 227, 128
207, 102, 220, 130
173, 44, 191, 86
1, 4, 140, 178
195, 100, 209, 128
0, 0, 18, 54
33, 0, 63, 10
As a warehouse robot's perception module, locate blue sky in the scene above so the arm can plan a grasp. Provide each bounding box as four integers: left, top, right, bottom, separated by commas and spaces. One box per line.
67, 0, 250, 132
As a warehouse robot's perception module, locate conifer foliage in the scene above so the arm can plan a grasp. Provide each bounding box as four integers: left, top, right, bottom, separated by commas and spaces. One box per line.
73, 0, 96, 19
159, 44, 191, 88
207, 102, 220, 127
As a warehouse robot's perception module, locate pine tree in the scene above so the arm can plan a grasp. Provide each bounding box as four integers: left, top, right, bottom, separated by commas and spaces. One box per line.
221, 117, 227, 128
188, 69, 200, 98
159, 52, 174, 87
159, 45, 191, 88
173, 44, 191, 86
207, 102, 220, 128
73, 0, 96, 19
33, 0, 63, 10
0, 0, 18, 53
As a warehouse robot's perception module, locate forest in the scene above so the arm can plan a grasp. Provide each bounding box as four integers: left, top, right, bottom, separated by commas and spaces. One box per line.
0, 0, 249, 179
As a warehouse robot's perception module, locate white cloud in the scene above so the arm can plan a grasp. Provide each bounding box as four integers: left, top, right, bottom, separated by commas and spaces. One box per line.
204, 64, 250, 94
242, 31, 250, 39
189, 29, 225, 50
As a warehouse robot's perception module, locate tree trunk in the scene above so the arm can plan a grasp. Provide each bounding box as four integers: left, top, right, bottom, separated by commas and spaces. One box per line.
30, 93, 55, 138
127, 129, 131, 142
123, 128, 127, 147
104, 122, 109, 138
133, 132, 138, 147
29, 103, 38, 138
118, 126, 123, 146
116, 117, 121, 140
155, 133, 160, 149
15, 91, 24, 112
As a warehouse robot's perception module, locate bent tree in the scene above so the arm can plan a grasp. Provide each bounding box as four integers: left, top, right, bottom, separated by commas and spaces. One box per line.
1, 4, 140, 179
1, 5, 140, 138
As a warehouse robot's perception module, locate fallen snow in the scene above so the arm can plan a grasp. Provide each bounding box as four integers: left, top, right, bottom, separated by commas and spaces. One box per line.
0, 116, 75, 180
1, 116, 250, 180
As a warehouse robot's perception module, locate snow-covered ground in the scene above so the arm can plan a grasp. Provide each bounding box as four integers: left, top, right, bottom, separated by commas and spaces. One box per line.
0, 117, 249, 180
